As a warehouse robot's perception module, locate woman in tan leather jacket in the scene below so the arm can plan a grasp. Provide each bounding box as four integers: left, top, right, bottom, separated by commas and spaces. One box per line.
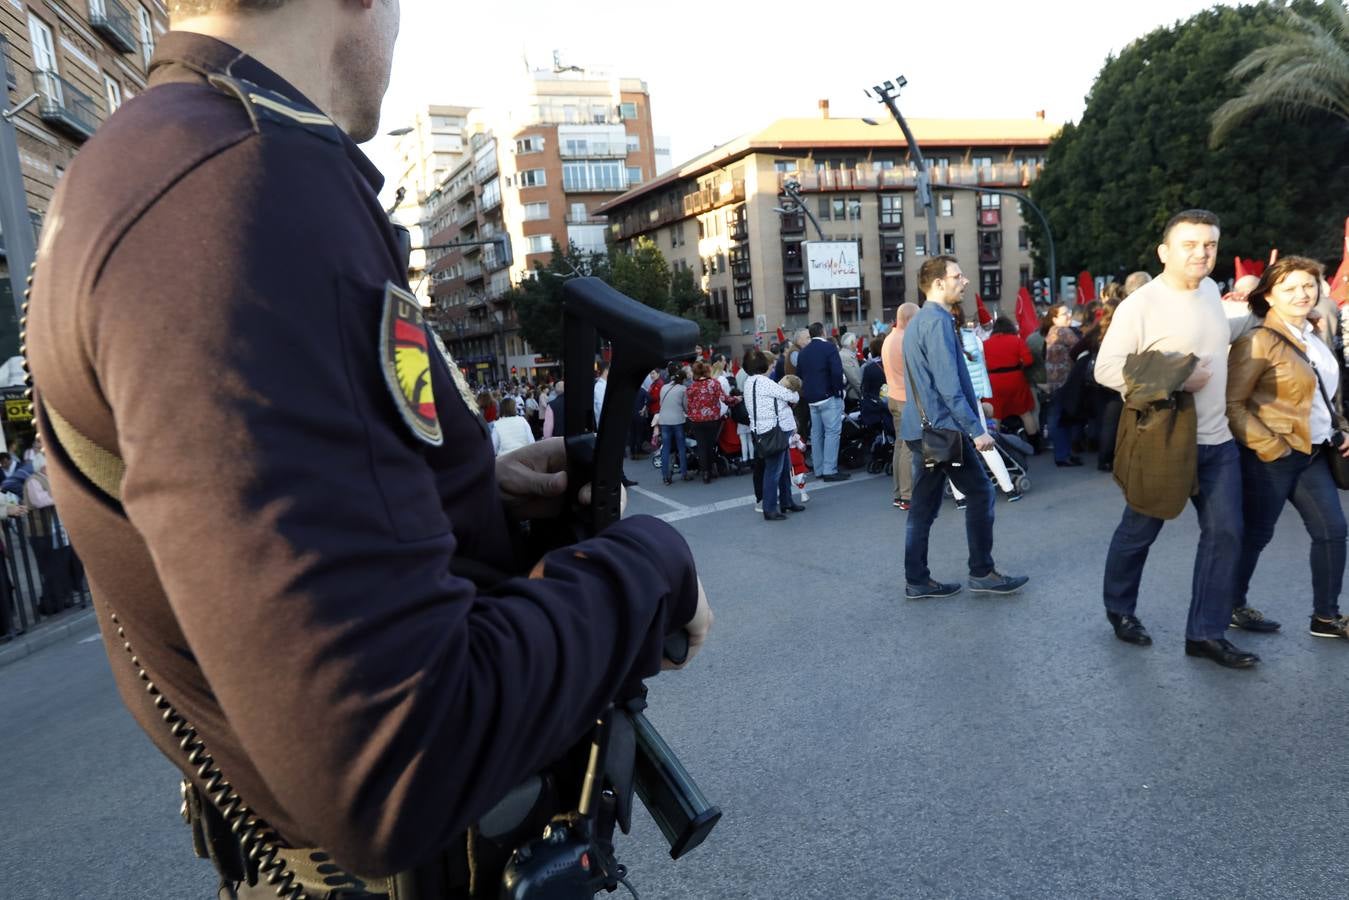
1227, 256, 1349, 640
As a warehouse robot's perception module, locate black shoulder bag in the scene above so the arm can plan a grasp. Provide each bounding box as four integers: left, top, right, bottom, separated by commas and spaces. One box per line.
903, 355, 965, 470
1259, 325, 1349, 490
750, 380, 789, 456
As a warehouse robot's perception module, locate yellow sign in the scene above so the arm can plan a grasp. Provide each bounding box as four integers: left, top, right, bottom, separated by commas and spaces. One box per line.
4, 398, 31, 422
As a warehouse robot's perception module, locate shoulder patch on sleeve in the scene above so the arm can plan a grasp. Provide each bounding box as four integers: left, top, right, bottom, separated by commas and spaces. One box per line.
381, 283, 443, 447
206, 73, 342, 145
429, 328, 482, 418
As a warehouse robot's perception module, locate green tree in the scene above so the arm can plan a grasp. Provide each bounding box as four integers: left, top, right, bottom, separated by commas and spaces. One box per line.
1028, 1, 1349, 281
667, 267, 722, 347
1212, 1, 1349, 145
608, 236, 670, 310
507, 244, 608, 359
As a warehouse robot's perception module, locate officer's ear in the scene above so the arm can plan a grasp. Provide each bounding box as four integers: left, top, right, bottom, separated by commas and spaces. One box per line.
1157, 242, 1169, 267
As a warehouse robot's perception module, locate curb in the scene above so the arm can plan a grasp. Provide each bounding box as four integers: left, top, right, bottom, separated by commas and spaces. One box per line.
0, 609, 99, 670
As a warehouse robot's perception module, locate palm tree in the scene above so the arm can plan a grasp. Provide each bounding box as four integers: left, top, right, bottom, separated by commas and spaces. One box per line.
1211, 1, 1349, 147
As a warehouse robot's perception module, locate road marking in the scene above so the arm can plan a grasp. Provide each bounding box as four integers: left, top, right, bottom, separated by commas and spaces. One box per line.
78, 634, 100, 644
628, 486, 689, 511
656, 472, 884, 522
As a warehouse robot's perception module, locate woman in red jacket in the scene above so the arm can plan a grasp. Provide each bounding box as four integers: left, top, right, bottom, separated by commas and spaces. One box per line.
685, 360, 728, 483
983, 317, 1035, 426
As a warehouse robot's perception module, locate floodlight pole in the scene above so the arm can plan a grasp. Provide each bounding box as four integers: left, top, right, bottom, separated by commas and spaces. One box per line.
930, 183, 1057, 306
867, 77, 939, 262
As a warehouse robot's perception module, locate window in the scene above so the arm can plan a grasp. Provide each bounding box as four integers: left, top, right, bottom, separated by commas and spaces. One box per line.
979, 193, 1001, 209
526, 234, 552, 255
980, 269, 1002, 302
516, 136, 544, 154
626, 166, 642, 186
28, 15, 57, 79
880, 195, 904, 227
774, 160, 796, 173
785, 281, 808, 314
519, 169, 546, 188
847, 197, 862, 220
972, 156, 993, 174
818, 197, 832, 221
562, 160, 623, 191
1018, 227, 1029, 251
939, 195, 953, 217
881, 236, 904, 268
914, 233, 926, 257
104, 74, 122, 115
138, 5, 155, 68
734, 284, 754, 318
626, 135, 639, 153
619, 102, 638, 120
832, 198, 845, 220
570, 202, 587, 223
942, 233, 956, 254
523, 201, 549, 221
671, 222, 685, 247
1020, 265, 1032, 288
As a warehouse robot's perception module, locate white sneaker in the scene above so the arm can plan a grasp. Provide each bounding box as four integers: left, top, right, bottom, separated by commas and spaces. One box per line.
798, 491, 810, 503
753, 502, 763, 513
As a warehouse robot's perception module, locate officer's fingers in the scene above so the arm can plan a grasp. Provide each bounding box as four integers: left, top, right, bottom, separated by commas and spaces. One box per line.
532, 469, 567, 497
533, 436, 566, 473
575, 484, 627, 513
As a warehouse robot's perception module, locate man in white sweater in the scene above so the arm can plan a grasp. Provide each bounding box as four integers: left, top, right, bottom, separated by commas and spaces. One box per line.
1094, 209, 1272, 669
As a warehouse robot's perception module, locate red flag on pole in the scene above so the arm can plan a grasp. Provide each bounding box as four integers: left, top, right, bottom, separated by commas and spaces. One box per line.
776, 326, 786, 344
1077, 270, 1096, 304
1331, 218, 1349, 306
974, 293, 993, 326
1015, 286, 1038, 338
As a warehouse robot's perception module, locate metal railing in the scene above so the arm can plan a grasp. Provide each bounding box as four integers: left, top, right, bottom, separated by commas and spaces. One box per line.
559, 142, 630, 159
33, 70, 99, 141
0, 505, 91, 639
89, 0, 139, 54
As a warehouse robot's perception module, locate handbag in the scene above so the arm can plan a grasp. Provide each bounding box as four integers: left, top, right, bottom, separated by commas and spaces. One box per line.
750, 381, 789, 456
903, 356, 965, 470
1258, 325, 1349, 490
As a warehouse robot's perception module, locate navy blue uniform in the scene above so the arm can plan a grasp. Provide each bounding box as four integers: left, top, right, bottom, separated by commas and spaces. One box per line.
26, 33, 697, 878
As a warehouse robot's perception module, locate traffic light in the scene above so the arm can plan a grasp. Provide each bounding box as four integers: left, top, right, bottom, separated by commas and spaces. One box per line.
1031, 280, 1044, 304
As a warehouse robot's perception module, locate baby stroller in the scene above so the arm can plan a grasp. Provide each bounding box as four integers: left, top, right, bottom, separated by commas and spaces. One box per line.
716, 419, 751, 476
838, 413, 870, 470
945, 431, 1032, 506
857, 391, 894, 475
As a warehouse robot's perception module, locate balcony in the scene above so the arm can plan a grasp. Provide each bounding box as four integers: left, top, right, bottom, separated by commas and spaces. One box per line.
785, 290, 808, 315
779, 212, 805, 235
978, 247, 1002, 266
33, 71, 99, 141
878, 213, 904, 232
563, 177, 629, 193
979, 208, 1002, 228
681, 180, 746, 216
89, 0, 138, 54
567, 215, 608, 226
560, 142, 630, 159
462, 261, 483, 281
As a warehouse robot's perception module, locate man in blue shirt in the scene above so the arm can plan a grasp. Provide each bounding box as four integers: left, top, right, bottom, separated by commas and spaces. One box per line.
796, 322, 851, 481
901, 256, 1028, 598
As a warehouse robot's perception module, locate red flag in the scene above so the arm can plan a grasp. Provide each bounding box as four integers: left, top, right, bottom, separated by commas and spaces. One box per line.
1015, 286, 1038, 338
1331, 218, 1349, 306
1077, 270, 1095, 304
776, 326, 786, 344
974, 293, 993, 326
1234, 256, 1248, 280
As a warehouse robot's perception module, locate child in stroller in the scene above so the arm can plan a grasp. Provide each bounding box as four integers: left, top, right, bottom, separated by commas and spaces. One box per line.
948, 403, 1031, 507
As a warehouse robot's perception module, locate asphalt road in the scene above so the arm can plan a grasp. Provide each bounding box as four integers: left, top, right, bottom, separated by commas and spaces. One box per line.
3, 454, 1348, 899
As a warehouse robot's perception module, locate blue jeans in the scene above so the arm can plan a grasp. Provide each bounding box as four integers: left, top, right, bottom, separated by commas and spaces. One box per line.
809, 395, 844, 475
1046, 389, 1076, 463
760, 441, 794, 514
904, 437, 996, 584
659, 423, 687, 477
1103, 440, 1242, 640
1234, 445, 1347, 619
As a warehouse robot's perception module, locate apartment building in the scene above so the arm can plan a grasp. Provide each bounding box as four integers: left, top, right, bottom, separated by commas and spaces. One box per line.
419, 63, 659, 383
598, 108, 1058, 359
387, 105, 473, 306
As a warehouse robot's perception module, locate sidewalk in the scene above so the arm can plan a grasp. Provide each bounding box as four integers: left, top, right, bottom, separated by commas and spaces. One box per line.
0, 608, 98, 670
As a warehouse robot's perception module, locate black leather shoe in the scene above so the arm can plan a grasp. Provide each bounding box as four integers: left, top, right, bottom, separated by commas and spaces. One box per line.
621, 477, 639, 487
1185, 638, 1260, 669
821, 472, 852, 482
1107, 611, 1152, 646
783, 504, 807, 512
1055, 457, 1084, 468
763, 511, 787, 521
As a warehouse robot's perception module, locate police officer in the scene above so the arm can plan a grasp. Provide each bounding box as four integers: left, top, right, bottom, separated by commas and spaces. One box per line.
26, 0, 712, 895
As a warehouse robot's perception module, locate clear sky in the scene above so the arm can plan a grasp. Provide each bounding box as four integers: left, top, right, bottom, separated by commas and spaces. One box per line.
368, 0, 1239, 203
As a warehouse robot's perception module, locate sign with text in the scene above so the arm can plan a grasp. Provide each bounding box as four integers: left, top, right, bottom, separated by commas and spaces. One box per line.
804, 241, 861, 291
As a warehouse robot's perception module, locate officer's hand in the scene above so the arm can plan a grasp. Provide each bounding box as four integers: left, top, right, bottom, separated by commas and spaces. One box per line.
663, 578, 713, 671
497, 438, 628, 520
973, 433, 995, 452
1182, 358, 1213, 393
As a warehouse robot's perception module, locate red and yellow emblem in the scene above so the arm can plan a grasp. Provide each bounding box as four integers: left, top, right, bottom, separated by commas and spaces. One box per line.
380, 283, 443, 446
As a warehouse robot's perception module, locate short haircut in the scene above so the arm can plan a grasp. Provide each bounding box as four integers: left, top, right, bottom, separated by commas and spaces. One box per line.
918, 255, 959, 296
1162, 209, 1220, 243
841, 332, 857, 349
169, 0, 289, 14
1123, 271, 1151, 296
743, 349, 771, 375
991, 316, 1018, 336
808, 321, 824, 338
499, 397, 517, 417
1246, 255, 1324, 318
869, 336, 886, 358
691, 360, 710, 379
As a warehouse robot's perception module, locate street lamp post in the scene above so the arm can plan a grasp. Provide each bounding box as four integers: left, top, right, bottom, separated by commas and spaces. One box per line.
930, 183, 1058, 307
866, 77, 939, 262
